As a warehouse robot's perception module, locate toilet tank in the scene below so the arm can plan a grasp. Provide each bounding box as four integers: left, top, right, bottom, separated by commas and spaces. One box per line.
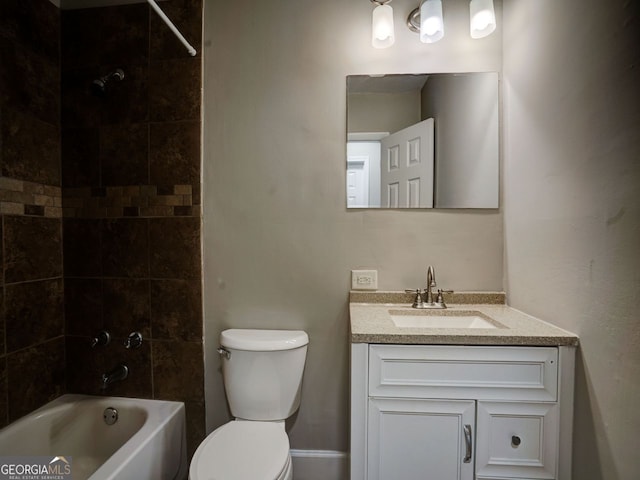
219, 329, 309, 421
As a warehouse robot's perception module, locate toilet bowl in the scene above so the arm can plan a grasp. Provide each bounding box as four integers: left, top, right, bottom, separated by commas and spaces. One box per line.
189, 329, 308, 480
190, 421, 292, 480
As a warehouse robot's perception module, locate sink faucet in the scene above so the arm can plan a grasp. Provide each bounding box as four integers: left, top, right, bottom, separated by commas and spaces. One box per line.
101, 364, 129, 390
405, 266, 453, 309
425, 265, 437, 304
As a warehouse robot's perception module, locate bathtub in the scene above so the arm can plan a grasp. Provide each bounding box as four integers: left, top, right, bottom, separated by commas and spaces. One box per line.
0, 394, 187, 480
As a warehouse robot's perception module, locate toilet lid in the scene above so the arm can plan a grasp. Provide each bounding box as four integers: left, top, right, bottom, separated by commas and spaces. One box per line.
190, 421, 290, 480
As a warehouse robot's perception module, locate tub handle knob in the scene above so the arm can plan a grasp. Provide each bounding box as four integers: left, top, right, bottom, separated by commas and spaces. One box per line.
91, 330, 111, 348
124, 332, 143, 349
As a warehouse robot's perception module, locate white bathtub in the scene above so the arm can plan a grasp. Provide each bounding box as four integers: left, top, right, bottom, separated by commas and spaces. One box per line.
0, 394, 187, 480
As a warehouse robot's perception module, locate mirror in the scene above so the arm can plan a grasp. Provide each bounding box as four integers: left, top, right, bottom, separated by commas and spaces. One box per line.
346, 72, 499, 209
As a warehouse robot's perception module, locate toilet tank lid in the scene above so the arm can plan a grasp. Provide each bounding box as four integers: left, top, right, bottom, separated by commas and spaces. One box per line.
220, 329, 309, 351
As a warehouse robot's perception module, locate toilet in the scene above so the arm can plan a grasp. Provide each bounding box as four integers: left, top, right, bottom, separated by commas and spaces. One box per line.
189, 329, 309, 480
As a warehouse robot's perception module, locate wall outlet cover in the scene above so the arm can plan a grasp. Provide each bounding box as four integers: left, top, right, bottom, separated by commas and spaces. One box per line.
351, 270, 378, 290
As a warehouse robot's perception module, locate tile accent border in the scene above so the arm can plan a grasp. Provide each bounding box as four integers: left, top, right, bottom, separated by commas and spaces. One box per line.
63, 185, 200, 218
0, 176, 63, 218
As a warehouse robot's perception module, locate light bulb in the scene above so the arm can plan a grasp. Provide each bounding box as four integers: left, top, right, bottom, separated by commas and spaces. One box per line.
372, 4, 395, 48
470, 0, 496, 39
420, 0, 444, 44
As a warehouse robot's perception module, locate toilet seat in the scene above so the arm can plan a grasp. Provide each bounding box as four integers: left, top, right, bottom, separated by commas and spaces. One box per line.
189, 420, 290, 480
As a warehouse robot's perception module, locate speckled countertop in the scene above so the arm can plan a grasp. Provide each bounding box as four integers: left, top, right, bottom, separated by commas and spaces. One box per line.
350, 292, 579, 347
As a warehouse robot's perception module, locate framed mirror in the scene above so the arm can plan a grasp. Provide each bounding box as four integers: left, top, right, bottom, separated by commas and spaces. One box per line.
346, 72, 499, 209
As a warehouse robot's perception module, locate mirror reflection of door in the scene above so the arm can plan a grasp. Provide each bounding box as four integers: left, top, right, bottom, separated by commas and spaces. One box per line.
347, 136, 384, 208
380, 118, 434, 208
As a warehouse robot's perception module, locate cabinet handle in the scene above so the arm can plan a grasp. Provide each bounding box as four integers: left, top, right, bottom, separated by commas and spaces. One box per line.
512, 435, 521, 447
463, 424, 473, 463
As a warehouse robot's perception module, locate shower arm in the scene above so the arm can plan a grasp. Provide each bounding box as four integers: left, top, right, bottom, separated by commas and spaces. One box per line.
147, 0, 197, 57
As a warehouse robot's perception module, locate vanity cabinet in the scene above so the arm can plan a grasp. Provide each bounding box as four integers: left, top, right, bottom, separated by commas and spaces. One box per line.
351, 344, 575, 480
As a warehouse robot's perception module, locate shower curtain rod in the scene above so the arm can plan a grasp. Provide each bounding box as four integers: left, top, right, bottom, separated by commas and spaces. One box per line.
147, 0, 197, 57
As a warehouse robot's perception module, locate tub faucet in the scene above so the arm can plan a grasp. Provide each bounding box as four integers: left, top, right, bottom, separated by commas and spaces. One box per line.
101, 364, 129, 390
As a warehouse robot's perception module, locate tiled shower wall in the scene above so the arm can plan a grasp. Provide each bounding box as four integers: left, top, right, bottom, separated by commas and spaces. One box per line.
60, 0, 205, 454
1, 0, 205, 455
0, 0, 65, 426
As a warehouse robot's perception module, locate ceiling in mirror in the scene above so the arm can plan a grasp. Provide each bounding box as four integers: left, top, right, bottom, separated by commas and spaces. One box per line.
346, 72, 499, 209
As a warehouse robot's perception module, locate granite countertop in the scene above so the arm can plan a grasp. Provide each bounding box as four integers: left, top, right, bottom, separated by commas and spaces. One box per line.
350, 292, 579, 347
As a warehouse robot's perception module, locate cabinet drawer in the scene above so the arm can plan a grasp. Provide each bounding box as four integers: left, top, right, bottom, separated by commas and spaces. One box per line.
476, 402, 558, 479
369, 345, 558, 401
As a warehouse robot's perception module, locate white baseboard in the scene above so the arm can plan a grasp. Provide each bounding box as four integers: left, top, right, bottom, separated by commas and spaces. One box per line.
290, 450, 349, 480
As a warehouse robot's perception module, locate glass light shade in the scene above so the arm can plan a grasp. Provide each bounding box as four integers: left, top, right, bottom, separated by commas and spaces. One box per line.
420, 0, 444, 44
372, 4, 395, 49
470, 0, 496, 39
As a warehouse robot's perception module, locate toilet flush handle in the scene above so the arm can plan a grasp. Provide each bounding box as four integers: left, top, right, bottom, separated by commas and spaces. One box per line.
217, 347, 231, 360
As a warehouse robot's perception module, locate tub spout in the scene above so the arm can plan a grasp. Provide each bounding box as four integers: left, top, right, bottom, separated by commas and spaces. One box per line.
101, 364, 129, 390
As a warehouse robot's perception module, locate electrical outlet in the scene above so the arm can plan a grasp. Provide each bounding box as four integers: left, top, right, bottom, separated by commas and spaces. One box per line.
351, 270, 378, 290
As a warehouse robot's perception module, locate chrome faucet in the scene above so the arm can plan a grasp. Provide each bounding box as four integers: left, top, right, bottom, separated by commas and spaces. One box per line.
405, 266, 453, 309
101, 364, 129, 390
425, 265, 437, 304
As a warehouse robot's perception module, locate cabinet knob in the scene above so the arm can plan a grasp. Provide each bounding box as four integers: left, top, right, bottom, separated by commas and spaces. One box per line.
511, 435, 522, 447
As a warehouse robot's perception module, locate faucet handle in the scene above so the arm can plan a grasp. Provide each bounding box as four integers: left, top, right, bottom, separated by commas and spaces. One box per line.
91, 330, 111, 348
405, 289, 424, 308
436, 289, 454, 306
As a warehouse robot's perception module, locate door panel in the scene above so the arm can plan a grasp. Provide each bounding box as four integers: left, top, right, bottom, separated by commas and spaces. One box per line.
380, 118, 434, 208
368, 398, 475, 480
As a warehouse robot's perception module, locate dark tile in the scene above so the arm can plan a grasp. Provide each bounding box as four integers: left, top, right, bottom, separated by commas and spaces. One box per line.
61, 8, 101, 69
185, 400, 206, 460
150, 121, 200, 186
63, 218, 102, 277
61, 67, 102, 129
152, 340, 203, 402
150, 0, 202, 61
0, 39, 60, 125
4, 216, 62, 283
0, 358, 7, 428
0, 0, 61, 63
62, 128, 100, 187
99, 64, 149, 126
103, 278, 150, 338
102, 218, 149, 278
99, 4, 149, 66
100, 123, 149, 186
65, 278, 103, 337
149, 58, 201, 122
0, 289, 4, 354
66, 335, 105, 395
1, 107, 60, 185
0, 220, 3, 287
5, 279, 64, 353
151, 279, 202, 342
149, 217, 201, 279
7, 337, 65, 422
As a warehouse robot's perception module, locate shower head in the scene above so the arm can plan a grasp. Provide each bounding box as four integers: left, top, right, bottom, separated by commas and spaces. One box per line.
91, 69, 125, 97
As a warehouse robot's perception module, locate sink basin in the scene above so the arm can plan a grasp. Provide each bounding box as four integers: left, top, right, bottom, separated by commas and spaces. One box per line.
389, 310, 500, 329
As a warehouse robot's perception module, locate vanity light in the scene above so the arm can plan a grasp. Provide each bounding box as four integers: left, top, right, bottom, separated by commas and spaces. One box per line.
371, 0, 395, 49
404, 0, 497, 44
469, 0, 496, 39
419, 0, 445, 44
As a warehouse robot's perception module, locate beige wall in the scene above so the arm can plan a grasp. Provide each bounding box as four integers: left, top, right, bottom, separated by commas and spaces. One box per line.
202, 0, 503, 451
347, 91, 420, 134
503, 1, 640, 478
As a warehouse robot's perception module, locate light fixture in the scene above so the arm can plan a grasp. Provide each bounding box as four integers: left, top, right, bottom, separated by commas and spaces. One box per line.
405, 0, 497, 44
371, 0, 395, 49
469, 0, 496, 39
407, 0, 444, 44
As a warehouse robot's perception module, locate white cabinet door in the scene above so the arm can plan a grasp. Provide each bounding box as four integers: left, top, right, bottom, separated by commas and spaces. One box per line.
368, 398, 475, 480
476, 402, 558, 479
